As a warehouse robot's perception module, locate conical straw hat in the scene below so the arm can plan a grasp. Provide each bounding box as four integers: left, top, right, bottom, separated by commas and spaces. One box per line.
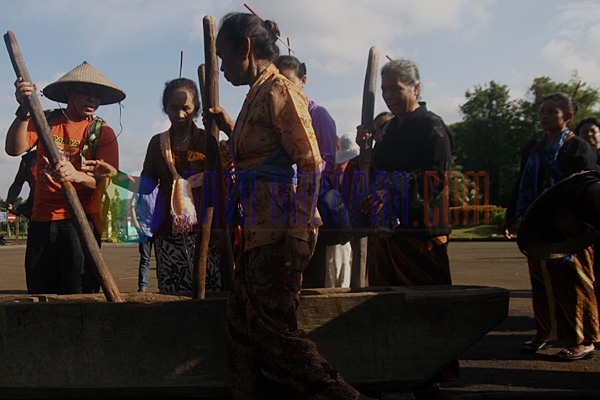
43, 61, 126, 105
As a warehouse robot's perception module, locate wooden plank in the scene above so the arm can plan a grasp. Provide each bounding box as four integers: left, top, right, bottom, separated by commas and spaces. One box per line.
0, 286, 508, 396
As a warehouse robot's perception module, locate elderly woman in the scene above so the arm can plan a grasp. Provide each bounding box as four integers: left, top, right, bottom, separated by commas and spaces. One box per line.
356, 58, 456, 389
212, 11, 374, 400
357, 59, 454, 288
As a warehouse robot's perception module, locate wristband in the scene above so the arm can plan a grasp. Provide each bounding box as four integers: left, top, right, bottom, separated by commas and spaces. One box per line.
15, 106, 31, 121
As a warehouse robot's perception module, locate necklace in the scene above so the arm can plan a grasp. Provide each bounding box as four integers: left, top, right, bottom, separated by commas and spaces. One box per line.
171, 128, 192, 150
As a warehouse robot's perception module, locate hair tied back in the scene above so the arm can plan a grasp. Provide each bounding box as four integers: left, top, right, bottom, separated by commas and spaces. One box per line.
264, 20, 280, 42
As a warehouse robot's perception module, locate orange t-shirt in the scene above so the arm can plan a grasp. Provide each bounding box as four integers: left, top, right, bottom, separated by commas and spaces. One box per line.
26, 114, 119, 222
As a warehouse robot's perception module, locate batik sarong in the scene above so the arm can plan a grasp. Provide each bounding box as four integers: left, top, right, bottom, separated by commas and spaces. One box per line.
527, 246, 600, 345
154, 233, 221, 294
226, 242, 359, 399
369, 234, 451, 286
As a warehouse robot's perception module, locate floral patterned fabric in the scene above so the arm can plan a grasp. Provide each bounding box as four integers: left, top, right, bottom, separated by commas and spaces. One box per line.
226, 65, 358, 398
154, 233, 221, 293
227, 243, 359, 399
230, 64, 322, 251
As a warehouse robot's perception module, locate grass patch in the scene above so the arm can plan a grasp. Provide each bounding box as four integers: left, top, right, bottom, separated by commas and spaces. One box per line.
451, 225, 504, 240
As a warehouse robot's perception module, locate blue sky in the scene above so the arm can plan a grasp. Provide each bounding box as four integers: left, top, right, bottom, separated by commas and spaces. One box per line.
1, 0, 599, 202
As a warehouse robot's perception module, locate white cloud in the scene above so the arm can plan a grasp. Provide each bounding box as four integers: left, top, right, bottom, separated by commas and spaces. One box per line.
263, 0, 495, 75
325, 95, 363, 136
430, 95, 465, 124
152, 119, 171, 134
264, 0, 497, 133
542, 1, 600, 86
6, 0, 576, 201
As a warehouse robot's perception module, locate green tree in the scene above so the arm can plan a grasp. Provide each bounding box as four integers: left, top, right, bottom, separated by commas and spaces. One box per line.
517, 74, 600, 139
109, 188, 124, 234
451, 81, 530, 206
452, 76, 600, 208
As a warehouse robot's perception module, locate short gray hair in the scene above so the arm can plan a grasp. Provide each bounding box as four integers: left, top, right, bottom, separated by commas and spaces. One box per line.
381, 58, 421, 87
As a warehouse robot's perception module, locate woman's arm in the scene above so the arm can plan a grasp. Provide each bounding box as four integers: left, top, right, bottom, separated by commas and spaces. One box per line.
205, 106, 235, 137
82, 159, 140, 192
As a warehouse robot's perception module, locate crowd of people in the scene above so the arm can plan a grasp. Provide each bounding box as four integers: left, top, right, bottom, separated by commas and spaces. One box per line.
3, 9, 600, 400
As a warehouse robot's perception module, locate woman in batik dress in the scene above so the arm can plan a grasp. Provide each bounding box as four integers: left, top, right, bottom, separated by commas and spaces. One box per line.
504, 92, 599, 361
210, 11, 374, 400
85, 78, 223, 294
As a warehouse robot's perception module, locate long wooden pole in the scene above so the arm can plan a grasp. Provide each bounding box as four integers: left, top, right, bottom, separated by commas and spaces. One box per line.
351, 45, 379, 289
198, 64, 206, 102
198, 64, 235, 292
192, 16, 220, 299
195, 63, 210, 299
4, 31, 123, 302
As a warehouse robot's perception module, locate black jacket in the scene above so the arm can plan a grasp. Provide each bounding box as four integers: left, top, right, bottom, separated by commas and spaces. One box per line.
371, 103, 454, 237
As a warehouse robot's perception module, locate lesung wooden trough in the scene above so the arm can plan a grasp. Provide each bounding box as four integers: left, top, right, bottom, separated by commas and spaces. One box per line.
0, 285, 508, 398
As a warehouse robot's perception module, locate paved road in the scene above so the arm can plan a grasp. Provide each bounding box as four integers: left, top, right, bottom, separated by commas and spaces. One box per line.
0, 240, 599, 399
447, 241, 600, 399
0, 241, 152, 294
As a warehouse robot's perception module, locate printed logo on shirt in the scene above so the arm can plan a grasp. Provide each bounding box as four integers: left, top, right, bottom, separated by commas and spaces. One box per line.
53, 135, 81, 149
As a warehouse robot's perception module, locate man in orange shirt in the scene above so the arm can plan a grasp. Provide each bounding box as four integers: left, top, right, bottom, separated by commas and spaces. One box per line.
5, 61, 124, 294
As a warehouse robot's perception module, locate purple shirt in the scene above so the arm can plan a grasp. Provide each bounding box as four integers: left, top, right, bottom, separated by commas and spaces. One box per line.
308, 100, 337, 175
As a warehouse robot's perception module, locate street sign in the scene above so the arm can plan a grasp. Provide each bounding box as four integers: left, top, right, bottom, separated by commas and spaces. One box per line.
7, 214, 16, 223
0, 212, 6, 223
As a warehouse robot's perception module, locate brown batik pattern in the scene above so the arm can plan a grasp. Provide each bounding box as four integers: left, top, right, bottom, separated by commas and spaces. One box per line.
528, 246, 600, 345
370, 234, 452, 286
226, 242, 359, 399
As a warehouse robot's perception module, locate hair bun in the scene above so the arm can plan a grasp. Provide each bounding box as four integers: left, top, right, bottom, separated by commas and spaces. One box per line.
264, 20, 280, 41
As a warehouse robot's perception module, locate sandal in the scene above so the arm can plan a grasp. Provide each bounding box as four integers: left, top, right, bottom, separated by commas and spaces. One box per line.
521, 338, 551, 353
555, 345, 596, 361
